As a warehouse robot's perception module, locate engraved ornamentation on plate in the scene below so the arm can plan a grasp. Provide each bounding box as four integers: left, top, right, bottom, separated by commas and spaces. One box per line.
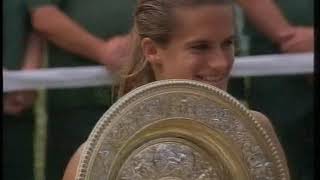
77, 80, 289, 180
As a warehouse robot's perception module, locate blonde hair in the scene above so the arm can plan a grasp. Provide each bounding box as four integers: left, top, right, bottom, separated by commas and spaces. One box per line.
116, 0, 233, 97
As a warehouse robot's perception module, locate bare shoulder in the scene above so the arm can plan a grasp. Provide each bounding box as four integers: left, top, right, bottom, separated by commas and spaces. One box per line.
62, 142, 86, 180
250, 110, 290, 175
250, 110, 269, 122
250, 110, 280, 145
250, 110, 275, 132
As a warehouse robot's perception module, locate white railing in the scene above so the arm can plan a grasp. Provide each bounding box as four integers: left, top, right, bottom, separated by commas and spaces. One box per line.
3, 53, 313, 92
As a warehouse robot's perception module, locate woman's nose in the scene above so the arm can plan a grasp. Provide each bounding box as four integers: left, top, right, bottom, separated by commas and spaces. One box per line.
207, 48, 233, 74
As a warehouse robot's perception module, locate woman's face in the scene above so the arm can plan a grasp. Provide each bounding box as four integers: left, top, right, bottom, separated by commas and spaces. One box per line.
145, 4, 235, 91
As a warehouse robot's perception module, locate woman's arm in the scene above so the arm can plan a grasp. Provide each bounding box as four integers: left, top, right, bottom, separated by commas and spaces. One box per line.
29, 5, 131, 71
62, 143, 85, 180
236, 0, 314, 52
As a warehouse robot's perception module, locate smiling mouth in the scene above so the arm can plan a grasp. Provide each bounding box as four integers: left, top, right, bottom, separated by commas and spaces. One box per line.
194, 75, 226, 86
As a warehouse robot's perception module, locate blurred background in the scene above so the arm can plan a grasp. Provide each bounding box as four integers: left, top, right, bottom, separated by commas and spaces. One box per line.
3, 0, 314, 180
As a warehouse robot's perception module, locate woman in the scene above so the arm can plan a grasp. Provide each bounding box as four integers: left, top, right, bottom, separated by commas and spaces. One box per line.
63, 0, 287, 179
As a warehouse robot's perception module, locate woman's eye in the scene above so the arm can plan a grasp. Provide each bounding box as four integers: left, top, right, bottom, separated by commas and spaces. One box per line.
222, 39, 236, 48
191, 44, 210, 51
222, 39, 235, 48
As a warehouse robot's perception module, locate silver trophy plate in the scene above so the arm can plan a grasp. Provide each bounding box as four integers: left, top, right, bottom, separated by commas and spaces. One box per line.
76, 79, 289, 180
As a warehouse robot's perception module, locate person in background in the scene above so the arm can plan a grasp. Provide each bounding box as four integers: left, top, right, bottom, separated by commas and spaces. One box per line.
3, 1, 44, 180
62, 0, 288, 179
235, 0, 314, 179
27, 0, 136, 179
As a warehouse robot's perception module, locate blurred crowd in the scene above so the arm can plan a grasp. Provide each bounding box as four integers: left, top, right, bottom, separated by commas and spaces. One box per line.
3, 0, 313, 180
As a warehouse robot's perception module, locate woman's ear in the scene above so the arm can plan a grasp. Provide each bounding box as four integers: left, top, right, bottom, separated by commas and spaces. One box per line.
141, 38, 161, 65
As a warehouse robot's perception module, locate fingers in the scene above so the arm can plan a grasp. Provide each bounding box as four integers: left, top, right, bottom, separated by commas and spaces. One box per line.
103, 36, 132, 72
279, 26, 314, 53
280, 37, 300, 52
18, 91, 38, 107
277, 28, 296, 44
3, 94, 25, 115
3, 91, 37, 116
